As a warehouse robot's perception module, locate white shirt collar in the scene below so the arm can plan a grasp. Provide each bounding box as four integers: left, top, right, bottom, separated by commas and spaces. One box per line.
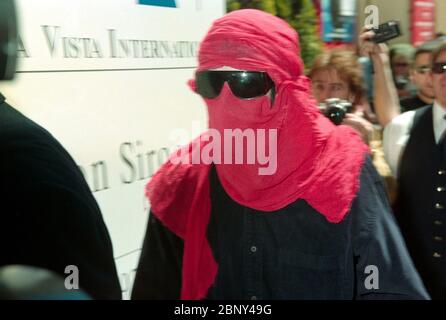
433, 100, 446, 143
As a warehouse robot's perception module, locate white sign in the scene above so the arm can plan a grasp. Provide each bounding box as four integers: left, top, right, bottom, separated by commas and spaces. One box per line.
2, 0, 226, 299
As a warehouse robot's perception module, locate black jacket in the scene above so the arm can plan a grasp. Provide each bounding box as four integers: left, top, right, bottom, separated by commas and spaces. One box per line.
0, 93, 121, 299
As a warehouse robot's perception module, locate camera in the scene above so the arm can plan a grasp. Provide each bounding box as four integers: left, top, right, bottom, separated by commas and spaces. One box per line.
0, 0, 18, 81
372, 20, 402, 44
319, 98, 353, 125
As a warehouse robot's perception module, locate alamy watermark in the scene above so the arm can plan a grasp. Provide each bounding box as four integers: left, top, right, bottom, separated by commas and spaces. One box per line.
168, 122, 278, 176
364, 265, 380, 290
364, 5, 380, 29
64, 265, 79, 290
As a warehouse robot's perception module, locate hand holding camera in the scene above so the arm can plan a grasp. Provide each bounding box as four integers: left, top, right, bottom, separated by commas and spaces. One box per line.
319, 98, 373, 144
359, 20, 402, 61
359, 27, 389, 59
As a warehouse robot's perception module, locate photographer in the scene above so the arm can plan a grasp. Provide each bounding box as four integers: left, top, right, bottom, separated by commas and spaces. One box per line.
309, 50, 375, 144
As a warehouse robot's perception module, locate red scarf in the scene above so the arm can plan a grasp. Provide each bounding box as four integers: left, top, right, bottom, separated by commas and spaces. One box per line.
146, 9, 369, 300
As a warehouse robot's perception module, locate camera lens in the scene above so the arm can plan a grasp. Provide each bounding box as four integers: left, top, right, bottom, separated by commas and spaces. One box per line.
326, 106, 347, 125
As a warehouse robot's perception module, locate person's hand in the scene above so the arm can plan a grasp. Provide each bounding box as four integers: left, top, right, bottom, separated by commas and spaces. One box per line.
358, 27, 389, 59
342, 113, 374, 144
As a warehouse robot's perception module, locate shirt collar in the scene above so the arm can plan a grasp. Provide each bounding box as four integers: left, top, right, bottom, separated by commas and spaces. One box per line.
433, 100, 446, 143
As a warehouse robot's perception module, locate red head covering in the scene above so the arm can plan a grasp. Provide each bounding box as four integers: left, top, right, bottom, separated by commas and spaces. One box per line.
147, 9, 369, 300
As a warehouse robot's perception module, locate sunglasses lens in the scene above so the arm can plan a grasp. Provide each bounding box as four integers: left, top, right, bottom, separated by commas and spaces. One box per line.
195, 72, 225, 99
195, 71, 274, 100
432, 63, 446, 74
229, 72, 274, 99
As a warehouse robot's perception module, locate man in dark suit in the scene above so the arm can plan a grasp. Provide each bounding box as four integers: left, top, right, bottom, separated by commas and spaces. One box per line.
0, 92, 122, 299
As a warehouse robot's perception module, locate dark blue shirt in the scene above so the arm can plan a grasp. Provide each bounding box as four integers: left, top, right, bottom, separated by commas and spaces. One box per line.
132, 156, 429, 300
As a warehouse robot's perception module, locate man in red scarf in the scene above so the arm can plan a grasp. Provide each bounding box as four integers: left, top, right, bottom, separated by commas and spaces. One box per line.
132, 9, 428, 300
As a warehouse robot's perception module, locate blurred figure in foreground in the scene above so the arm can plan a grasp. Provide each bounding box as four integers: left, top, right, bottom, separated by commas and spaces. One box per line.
0, 265, 91, 300
0, 0, 121, 299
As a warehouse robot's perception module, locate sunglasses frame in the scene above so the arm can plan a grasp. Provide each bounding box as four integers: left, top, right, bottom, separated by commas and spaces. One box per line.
195, 70, 275, 100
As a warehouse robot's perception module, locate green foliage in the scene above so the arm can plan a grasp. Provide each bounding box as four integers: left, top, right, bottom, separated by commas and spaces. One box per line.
260, 0, 277, 15
226, 0, 323, 69
227, 0, 241, 11
291, 0, 323, 69
276, 0, 292, 18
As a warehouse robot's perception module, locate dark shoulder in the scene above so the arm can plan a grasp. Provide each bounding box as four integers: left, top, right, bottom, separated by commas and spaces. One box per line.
412, 104, 433, 124
359, 154, 384, 185
0, 102, 87, 192
350, 154, 392, 236
400, 96, 430, 112
0, 102, 57, 144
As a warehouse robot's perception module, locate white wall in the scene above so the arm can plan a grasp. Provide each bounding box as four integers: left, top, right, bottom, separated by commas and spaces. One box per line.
2, 0, 225, 299
436, 0, 446, 34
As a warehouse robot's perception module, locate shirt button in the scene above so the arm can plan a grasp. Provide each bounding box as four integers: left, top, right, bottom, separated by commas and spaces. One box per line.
434, 220, 444, 226
437, 187, 446, 192
434, 236, 444, 242
435, 203, 444, 210
250, 246, 257, 253
251, 296, 257, 300
433, 252, 442, 258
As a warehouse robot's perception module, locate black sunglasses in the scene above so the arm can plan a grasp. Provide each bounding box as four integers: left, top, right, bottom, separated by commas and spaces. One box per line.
432, 62, 446, 74
195, 71, 275, 99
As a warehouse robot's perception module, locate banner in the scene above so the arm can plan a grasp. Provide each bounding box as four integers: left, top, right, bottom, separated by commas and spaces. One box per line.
411, 0, 436, 47
321, 0, 356, 43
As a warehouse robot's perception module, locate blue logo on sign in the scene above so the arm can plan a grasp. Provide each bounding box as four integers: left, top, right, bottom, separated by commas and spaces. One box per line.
138, 0, 177, 8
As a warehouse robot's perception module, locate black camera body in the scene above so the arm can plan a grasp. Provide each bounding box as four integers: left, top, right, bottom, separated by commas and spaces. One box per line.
394, 75, 410, 90
372, 20, 402, 44
319, 98, 353, 125
0, 0, 18, 81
